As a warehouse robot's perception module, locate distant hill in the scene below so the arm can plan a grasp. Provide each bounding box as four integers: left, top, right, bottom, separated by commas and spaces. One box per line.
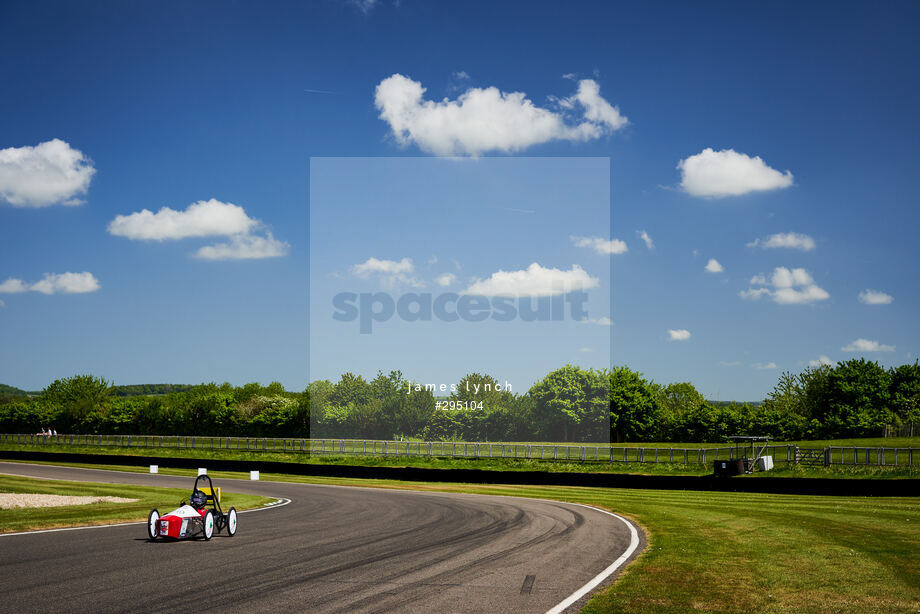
708, 400, 763, 407
110, 384, 195, 397
0, 384, 34, 397
1, 383, 195, 398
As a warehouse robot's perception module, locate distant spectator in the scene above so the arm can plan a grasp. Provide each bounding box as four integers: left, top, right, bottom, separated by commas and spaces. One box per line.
51, 428, 57, 436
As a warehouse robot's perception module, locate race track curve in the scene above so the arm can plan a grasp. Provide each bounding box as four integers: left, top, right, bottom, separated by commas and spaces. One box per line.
0, 462, 641, 613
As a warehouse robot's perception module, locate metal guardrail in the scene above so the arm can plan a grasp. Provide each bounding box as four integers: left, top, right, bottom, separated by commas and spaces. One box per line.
0, 433, 799, 466
827, 446, 917, 466
1, 434, 914, 466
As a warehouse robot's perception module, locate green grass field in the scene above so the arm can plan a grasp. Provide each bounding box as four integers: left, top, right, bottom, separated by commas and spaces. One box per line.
198, 469, 920, 613
3, 439, 919, 478
0, 474, 273, 533
2, 458, 918, 612
437, 436, 920, 449
4, 460, 917, 613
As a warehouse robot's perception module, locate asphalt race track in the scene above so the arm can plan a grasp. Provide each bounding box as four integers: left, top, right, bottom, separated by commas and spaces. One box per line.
0, 462, 641, 613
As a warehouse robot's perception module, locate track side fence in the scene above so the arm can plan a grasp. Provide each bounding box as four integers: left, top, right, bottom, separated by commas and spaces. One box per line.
2, 433, 915, 467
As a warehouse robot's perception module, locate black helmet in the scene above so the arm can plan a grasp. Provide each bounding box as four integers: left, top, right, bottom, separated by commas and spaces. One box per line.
190, 490, 207, 509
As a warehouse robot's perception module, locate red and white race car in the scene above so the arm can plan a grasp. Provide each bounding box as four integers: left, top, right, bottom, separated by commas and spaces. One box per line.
147, 475, 237, 541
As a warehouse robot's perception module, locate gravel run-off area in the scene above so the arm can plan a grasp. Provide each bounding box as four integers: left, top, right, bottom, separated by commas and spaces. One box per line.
0, 494, 139, 509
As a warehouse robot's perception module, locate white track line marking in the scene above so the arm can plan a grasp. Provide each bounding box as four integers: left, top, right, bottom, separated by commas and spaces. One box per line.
288, 482, 644, 611
0, 498, 290, 538
0, 466, 291, 538
544, 501, 640, 614
1, 462, 642, 610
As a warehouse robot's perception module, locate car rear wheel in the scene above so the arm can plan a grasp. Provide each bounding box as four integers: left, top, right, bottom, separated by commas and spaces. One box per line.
147, 509, 160, 540
226, 507, 237, 536
203, 510, 214, 540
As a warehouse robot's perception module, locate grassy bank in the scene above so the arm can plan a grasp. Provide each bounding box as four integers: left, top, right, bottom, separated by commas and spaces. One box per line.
197, 470, 920, 613
7, 459, 918, 613
0, 474, 273, 534
2, 441, 919, 479
466, 436, 920, 448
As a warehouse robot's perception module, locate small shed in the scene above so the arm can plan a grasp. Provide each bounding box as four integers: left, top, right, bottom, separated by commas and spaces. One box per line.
714, 435, 773, 476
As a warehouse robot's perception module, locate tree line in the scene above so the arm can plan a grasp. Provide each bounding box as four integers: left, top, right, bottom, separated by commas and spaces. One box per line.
0, 359, 917, 442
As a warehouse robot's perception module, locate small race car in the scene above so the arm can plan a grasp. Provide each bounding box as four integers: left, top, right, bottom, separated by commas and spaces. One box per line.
147, 474, 237, 541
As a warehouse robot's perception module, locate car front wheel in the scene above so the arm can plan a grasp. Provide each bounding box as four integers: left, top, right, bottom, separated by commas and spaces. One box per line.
147, 509, 160, 540
203, 511, 214, 541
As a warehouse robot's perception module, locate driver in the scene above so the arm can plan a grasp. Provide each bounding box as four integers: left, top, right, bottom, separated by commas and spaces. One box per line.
190, 489, 207, 510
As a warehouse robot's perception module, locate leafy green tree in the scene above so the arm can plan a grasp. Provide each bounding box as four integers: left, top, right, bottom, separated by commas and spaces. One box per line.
676, 402, 744, 443
315, 404, 349, 438
346, 400, 383, 438
889, 362, 920, 425
306, 380, 334, 422
609, 367, 662, 442
530, 365, 608, 442
233, 382, 264, 404
398, 384, 435, 437
745, 402, 809, 441
659, 382, 705, 417
761, 365, 832, 427
291, 389, 311, 437
818, 359, 893, 437
369, 370, 408, 437
762, 370, 805, 417
41, 374, 113, 433
451, 373, 513, 408
330, 373, 372, 409
651, 381, 705, 438
248, 396, 296, 436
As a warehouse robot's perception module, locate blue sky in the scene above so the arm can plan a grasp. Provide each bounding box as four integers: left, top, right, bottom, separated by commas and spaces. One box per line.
309, 157, 610, 392
1, 1, 918, 399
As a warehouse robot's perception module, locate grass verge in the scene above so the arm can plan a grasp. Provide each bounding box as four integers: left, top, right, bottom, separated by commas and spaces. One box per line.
215, 472, 920, 612
2, 442, 919, 478
0, 474, 273, 534
2, 459, 919, 612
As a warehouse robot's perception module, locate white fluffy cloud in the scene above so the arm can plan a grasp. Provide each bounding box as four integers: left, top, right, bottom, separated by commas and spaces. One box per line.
809, 355, 834, 367
348, 0, 379, 13
637, 230, 654, 250
0, 278, 28, 293
667, 329, 691, 341
858, 289, 893, 305
108, 199, 258, 241
352, 257, 414, 277
351, 257, 423, 288
571, 235, 627, 255
704, 258, 724, 273
31, 272, 100, 294
747, 232, 815, 251
842, 338, 895, 352
434, 272, 456, 287
753, 362, 778, 370
740, 267, 829, 304
374, 74, 627, 156
0, 139, 95, 207
677, 148, 794, 198
194, 233, 289, 261
0, 272, 100, 295
464, 263, 598, 297
580, 316, 613, 326
740, 288, 772, 300
561, 79, 629, 131
108, 199, 286, 261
